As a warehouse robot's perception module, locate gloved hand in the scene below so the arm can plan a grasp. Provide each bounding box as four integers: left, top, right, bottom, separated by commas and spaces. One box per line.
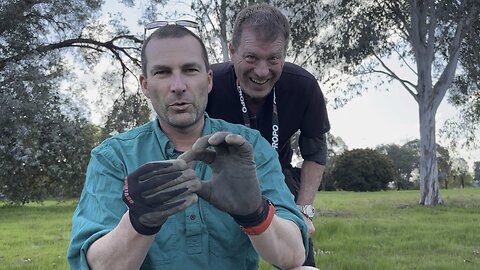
122, 159, 201, 235
178, 132, 269, 230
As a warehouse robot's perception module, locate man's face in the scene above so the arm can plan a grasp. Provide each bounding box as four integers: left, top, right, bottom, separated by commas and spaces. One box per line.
229, 28, 286, 100
140, 35, 212, 130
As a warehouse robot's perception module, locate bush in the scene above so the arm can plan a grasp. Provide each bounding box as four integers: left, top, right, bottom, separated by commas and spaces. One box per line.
332, 149, 395, 191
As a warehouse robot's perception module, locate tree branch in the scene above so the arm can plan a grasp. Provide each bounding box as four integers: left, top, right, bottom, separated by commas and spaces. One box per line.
432, 11, 467, 109
373, 52, 418, 100
0, 35, 142, 70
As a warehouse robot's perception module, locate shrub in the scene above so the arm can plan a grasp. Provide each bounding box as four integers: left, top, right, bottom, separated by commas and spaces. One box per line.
332, 148, 395, 191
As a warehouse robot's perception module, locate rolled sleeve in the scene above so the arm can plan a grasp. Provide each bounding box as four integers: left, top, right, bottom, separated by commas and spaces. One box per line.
299, 133, 328, 165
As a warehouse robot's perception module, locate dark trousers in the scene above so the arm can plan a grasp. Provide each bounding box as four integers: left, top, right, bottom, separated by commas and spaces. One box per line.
304, 237, 316, 266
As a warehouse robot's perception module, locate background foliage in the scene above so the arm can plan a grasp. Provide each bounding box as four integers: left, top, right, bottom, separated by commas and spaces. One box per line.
331, 149, 395, 191
1, 0, 479, 203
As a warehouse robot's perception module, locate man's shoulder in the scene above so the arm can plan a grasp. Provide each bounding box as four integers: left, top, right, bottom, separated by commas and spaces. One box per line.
111, 120, 156, 141
280, 62, 316, 81
95, 120, 156, 151
209, 117, 256, 134
208, 117, 262, 143
211, 62, 234, 77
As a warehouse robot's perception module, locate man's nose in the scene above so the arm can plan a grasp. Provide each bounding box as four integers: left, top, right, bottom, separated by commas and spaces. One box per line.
254, 60, 270, 78
170, 73, 187, 93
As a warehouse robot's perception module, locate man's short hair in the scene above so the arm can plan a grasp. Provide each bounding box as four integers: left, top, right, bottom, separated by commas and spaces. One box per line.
141, 25, 211, 76
232, 4, 291, 52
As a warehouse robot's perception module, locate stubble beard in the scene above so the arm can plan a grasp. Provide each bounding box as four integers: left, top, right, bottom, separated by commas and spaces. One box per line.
162, 103, 205, 130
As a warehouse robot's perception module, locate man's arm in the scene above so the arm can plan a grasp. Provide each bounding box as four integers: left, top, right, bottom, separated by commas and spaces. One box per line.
297, 160, 325, 205
296, 161, 324, 236
297, 133, 327, 205
297, 134, 327, 235
249, 215, 306, 269
86, 213, 155, 270
87, 160, 201, 269
179, 132, 307, 269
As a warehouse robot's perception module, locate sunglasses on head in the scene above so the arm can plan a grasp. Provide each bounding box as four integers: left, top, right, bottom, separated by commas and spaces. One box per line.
143, 20, 199, 40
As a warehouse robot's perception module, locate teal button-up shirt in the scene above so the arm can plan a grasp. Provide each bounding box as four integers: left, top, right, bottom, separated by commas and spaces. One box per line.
67, 115, 307, 270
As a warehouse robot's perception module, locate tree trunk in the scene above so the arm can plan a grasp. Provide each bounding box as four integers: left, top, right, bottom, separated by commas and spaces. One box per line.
418, 102, 443, 205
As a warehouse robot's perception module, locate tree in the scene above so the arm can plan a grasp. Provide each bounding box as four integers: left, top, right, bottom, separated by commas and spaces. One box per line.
290, 132, 348, 191
0, 0, 143, 90
402, 139, 452, 189
0, 0, 145, 203
188, 0, 334, 64
376, 144, 417, 190
450, 158, 469, 188
322, 133, 349, 191
442, 17, 480, 149
474, 162, 480, 181
0, 69, 99, 203
102, 92, 152, 138
320, 0, 479, 205
331, 149, 395, 192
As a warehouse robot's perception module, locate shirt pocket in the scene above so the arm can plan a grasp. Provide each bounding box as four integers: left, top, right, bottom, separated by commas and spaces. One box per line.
206, 207, 250, 256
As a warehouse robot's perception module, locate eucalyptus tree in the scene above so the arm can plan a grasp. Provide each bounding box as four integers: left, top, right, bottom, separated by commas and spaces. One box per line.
402, 139, 452, 188
441, 18, 480, 149
317, 0, 479, 205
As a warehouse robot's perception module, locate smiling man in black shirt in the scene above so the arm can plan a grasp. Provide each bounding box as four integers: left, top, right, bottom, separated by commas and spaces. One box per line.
206, 3, 330, 267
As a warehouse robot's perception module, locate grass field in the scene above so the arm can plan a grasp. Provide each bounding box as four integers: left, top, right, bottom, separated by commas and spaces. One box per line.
1, 189, 479, 269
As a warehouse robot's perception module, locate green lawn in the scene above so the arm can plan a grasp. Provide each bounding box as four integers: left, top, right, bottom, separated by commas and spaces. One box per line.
1, 189, 479, 269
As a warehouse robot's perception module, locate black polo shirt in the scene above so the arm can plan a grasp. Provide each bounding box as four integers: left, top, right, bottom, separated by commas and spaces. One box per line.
206, 62, 330, 168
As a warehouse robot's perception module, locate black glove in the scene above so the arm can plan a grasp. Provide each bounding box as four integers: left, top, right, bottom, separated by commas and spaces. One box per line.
122, 159, 201, 235
179, 132, 272, 231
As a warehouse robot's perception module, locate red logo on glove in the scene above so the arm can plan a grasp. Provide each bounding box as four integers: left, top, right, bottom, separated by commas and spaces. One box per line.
123, 177, 134, 204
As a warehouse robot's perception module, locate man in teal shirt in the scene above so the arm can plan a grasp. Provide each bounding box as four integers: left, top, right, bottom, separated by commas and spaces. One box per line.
67, 24, 308, 270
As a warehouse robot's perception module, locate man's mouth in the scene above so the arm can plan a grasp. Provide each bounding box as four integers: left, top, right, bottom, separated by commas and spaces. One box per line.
170, 101, 191, 110
250, 77, 269, 85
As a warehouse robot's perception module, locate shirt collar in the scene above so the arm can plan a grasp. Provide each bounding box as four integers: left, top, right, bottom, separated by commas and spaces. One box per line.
153, 113, 212, 159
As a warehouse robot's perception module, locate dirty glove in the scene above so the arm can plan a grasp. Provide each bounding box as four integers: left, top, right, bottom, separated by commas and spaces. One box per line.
122, 160, 201, 235
179, 132, 274, 234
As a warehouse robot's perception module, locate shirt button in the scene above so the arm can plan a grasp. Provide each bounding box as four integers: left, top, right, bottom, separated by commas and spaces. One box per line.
190, 214, 196, 220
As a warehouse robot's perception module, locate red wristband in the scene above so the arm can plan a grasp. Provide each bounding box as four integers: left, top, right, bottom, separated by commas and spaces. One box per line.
241, 201, 276, 235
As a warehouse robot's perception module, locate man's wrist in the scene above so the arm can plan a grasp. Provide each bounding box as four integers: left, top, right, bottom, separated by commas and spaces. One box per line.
241, 201, 275, 235
231, 198, 275, 235
128, 210, 162, 235
296, 204, 315, 220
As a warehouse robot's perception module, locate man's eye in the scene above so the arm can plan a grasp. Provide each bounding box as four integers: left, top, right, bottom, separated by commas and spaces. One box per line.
185, 68, 199, 73
244, 55, 257, 63
153, 70, 168, 76
269, 56, 280, 65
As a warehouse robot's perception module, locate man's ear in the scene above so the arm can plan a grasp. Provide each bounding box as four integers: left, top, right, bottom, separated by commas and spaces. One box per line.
228, 42, 235, 59
207, 69, 213, 94
139, 74, 150, 98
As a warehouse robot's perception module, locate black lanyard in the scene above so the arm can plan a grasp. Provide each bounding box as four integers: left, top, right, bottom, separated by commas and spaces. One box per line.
236, 82, 280, 151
